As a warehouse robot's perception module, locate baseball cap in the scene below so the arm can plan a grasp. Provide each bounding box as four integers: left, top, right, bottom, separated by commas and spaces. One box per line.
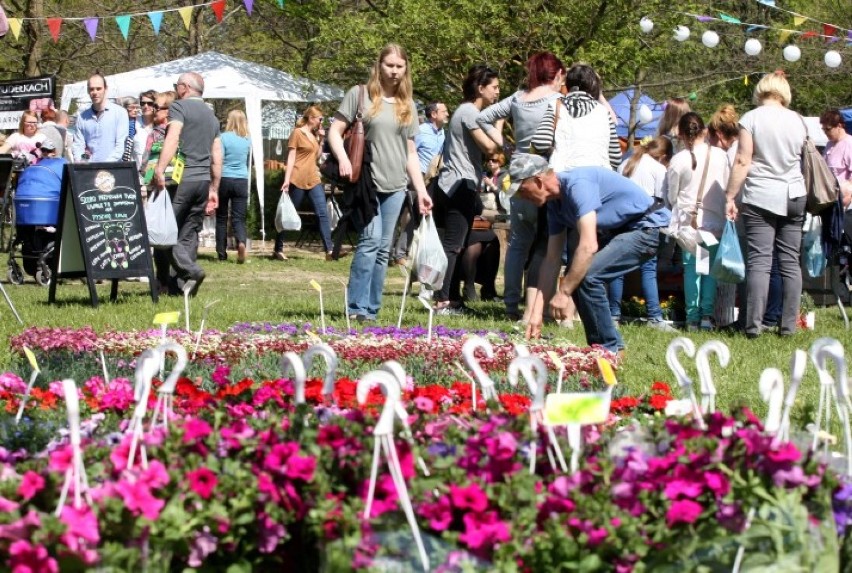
39, 139, 56, 152
506, 153, 550, 198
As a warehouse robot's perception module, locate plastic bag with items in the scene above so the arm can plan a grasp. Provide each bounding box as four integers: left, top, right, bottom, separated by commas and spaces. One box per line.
414, 214, 447, 291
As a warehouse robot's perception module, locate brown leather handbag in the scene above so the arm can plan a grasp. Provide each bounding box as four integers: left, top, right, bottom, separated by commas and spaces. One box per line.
321, 85, 366, 184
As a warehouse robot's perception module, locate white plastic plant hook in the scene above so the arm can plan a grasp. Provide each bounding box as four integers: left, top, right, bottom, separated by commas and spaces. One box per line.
55, 379, 92, 515
280, 351, 307, 405
127, 349, 161, 470
810, 338, 852, 476
462, 336, 498, 404
809, 338, 845, 455
665, 337, 705, 429
508, 355, 567, 474
772, 349, 808, 448
380, 360, 430, 477
192, 300, 220, 360
150, 341, 189, 431
358, 370, 430, 572
695, 340, 730, 414
418, 296, 434, 342
759, 368, 785, 435
303, 343, 339, 404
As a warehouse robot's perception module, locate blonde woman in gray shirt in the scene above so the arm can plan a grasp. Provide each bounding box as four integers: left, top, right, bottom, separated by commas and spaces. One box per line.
725, 71, 806, 338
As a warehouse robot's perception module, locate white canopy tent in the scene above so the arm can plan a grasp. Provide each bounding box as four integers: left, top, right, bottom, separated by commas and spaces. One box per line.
59, 51, 343, 240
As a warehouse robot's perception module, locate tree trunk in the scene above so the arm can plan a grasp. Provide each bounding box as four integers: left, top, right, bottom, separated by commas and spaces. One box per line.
25, 0, 45, 77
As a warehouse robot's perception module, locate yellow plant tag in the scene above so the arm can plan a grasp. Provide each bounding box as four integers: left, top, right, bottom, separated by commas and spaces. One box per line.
153, 311, 180, 325
23, 346, 40, 373
310, 279, 322, 292
544, 392, 611, 425
306, 330, 322, 344
597, 357, 617, 386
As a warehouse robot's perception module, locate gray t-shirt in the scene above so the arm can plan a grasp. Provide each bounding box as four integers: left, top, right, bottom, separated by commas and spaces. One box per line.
338, 86, 418, 194
169, 97, 221, 182
477, 90, 560, 153
438, 102, 484, 196
738, 105, 806, 216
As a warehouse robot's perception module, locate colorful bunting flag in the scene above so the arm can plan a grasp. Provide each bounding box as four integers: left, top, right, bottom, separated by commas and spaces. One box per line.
792, 16, 806, 27
823, 24, 836, 40
746, 25, 767, 33
115, 15, 131, 40
243, 0, 254, 15
744, 76, 749, 86
695, 16, 713, 23
211, 0, 226, 22
277, 0, 284, 7
777, 30, 792, 45
46, 18, 62, 42
178, 7, 193, 29
718, 12, 741, 24
83, 18, 98, 41
801, 31, 817, 40
148, 12, 163, 35
8, 18, 21, 40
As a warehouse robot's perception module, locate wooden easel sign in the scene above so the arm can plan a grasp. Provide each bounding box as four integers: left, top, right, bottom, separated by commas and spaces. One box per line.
48, 162, 158, 307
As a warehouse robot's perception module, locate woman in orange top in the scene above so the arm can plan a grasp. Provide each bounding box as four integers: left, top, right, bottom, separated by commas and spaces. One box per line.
273, 106, 337, 261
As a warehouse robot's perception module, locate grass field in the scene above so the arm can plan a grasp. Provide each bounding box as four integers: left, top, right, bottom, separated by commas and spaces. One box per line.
0, 240, 848, 422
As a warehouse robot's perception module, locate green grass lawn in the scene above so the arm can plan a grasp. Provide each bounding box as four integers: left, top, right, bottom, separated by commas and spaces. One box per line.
0, 240, 848, 422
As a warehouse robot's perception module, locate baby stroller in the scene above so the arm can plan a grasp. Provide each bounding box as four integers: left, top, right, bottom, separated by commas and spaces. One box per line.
6, 155, 65, 286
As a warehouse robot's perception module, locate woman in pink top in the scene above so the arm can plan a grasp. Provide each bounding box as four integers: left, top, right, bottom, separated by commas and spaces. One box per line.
0, 111, 46, 163
820, 109, 852, 210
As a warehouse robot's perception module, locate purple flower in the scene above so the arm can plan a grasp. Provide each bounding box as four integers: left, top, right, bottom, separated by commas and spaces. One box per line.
188, 529, 218, 566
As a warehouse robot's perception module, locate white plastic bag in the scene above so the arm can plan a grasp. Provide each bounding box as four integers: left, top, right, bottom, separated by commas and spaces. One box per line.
803, 213, 827, 278
326, 198, 341, 231
275, 192, 301, 232
144, 188, 178, 248
414, 214, 447, 290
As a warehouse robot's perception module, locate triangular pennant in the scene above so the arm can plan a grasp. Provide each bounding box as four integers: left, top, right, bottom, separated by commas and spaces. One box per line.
823, 24, 836, 39
777, 30, 792, 45
757, 0, 775, 5
46, 18, 62, 42
148, 12, 163, 35
801, 31, 818, 40
115, 15, 131, 40
744, 75, 749, 86
8, 18, 21, 40
277, 0, 284, 7
695, 15, 713, 23
211, 0, 226, 22
178, 6, 193, 30
746, 25, 767, 33
827, 36, 840, 44
792, 16, 806, 27
243, 0, 254, 15
718, 12, 741, 25
83, 18, 98, 41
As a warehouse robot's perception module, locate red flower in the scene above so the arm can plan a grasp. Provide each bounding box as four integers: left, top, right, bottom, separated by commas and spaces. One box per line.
187, 467, 218, 500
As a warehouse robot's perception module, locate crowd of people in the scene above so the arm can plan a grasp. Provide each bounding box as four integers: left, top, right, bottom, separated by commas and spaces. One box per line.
3, 48, 851, 353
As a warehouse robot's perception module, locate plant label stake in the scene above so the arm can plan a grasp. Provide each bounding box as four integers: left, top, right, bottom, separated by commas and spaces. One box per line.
150, 341, 188, 432
759, 368, 785, 435
546, 351, 565, 393
418, 296, 434, 342
281, 352, 307, 405
310, 279, 326, 334
303, 343, 339, 405
55, 379, 92, 515
462, 336, 497, 403
15, 346, 40, 424
0, 280, 24, 325
153, 311, 179, 379
126, 349, 161, 470
695, 340, 730, 414
509, 355, 567, 474
453, 360, 478, 411
772, 350, 807, 448
381, 360, 430, 476
99, 350, 110, 385
336, 278, 351, 333
192, 300, 219, 361
358, 370, 430, 572
397, 262, 411, 329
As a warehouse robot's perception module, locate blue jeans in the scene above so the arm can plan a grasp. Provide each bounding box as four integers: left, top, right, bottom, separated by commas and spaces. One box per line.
575, 228, 660, 352
274, 184, 333, 253
608, 256, 663, 320
347, 190, 406, 319
682, 244, 719, 324
503, 196, 538, 314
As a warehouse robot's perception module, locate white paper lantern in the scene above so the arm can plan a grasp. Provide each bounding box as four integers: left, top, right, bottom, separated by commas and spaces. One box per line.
640, 17, 654, 34
637, 104, 653, 124
782, 45, 801, 62
674, 26, 690, 42
825, 50, 842, 68
744, 38, 762, 56
701, 31, 720, 48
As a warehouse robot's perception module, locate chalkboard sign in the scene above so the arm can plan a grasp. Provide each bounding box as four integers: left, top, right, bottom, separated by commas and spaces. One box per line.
48, 162, 158, 307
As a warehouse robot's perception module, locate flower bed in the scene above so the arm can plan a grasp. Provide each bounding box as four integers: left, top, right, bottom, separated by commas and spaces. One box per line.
0, 323, 848, 571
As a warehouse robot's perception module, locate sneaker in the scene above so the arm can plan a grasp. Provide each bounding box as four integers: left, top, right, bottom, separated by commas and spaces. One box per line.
435, 303, 466, 316
648, 319, 678, 333
237, 243, 246, 264
700, 317, 715, 331
273, 251, 288, 261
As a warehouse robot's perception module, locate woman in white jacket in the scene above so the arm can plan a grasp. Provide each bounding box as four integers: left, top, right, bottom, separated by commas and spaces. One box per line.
667, 112, 730, 330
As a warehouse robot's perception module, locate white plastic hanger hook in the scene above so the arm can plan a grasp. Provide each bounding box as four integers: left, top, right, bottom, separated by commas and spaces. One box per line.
155, 341, 188, 395
695, 340, 730, 414
507, 355, 548, 412
772, 349, 808, 448
759, 368, 785, 435
357, 370, 400, 436
666, 337, 704, 428
281, 351, 307, 405
303, 343, 339, 401
462, 336, 497, 402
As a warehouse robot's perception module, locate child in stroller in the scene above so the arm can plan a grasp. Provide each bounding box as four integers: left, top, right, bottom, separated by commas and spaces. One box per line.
7, 140, 65, 286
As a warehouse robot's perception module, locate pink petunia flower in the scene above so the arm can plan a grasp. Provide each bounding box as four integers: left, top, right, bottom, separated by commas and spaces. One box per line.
182, 418, 213, 444
703, 471, 730, 497
257, 512, 288, 553
666, 499, 703, 527
17, 471, 45, 501
188, 529, 218, 567
0, 496, 20, 512
187, 467, 218, 500
115, 480, 164, 521
449, 483, 489, 513
283, 454, 316, 482
663, 479, 703, 500
458, 510, 510, 553
8, 540, 59, 573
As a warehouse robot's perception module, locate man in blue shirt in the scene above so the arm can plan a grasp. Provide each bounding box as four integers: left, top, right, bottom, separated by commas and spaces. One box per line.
506, 154, 671, 354
392, 101, 448, 265
72, 73, 129, 162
